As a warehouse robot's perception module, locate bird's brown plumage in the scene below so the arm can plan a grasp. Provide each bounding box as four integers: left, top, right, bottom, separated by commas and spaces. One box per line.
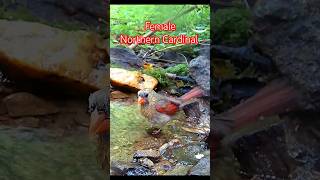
137, 87, 205, 129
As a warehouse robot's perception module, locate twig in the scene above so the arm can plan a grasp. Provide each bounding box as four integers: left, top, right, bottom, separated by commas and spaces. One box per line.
166, 73, 196, 83
177, 52, 188, 65
148, 44, 185, 57
146, 58, 180, 64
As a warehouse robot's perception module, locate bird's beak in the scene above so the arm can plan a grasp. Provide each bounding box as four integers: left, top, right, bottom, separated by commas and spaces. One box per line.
138, 97, 146, 105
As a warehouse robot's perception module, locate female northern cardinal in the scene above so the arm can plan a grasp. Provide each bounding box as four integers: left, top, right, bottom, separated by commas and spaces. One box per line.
88, 88, 109, 171
88, 88, 109, 136
137, 86, 205, 130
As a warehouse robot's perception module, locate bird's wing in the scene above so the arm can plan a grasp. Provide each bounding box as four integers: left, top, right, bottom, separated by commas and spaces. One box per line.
150, 113, 171, 128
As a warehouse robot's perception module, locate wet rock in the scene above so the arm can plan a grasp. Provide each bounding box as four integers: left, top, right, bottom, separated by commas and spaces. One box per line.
133, 149, 161, 162
159, 143, 169, 156
159, 139, 182, 160
0, 101, 7, 115
171, 142, 208, 165
111, 91, 131, 100
159, 139, 182, 157
16, 117, 40, 128
153, 160, 173, 174
110, 161, 131, 176
126, 166, 157, 176
3, 92, 59, 118
139, 158, 154, 169
0, 20, 107, 94
197, 98, 210, 131
181, 126, 210, 135
111, 68, 158, 91
111, 161, 156, 176
164, 163, 192, 176
229, 115, 320, 179
158, 51, 187, 68
189, 56, 210, 96
252, 0, 320, 110
188, 157, 210, 176
2, 0, 107, 31
110, 48, 143, 69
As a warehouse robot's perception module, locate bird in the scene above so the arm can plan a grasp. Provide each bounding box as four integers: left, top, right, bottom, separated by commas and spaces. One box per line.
88, 88, 109, 172
211, 0, 320, 160
137, 86, 205, 133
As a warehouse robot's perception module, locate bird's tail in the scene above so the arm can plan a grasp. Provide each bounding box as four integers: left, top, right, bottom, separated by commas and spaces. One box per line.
213, 78, 301, 139
179, 86, 205, 103
211, 78, 301, 159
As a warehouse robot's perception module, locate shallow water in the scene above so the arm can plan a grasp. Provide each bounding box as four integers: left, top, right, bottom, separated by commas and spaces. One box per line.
110, 100, 210, 175
110, 102, 150, 163
0, 126, 105, 180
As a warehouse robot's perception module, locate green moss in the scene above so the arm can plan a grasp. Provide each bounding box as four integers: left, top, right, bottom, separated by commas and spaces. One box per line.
213, 8, 252, 46
142, 64, 189, 87
166, 64, 189, 76
143, 67, 170, 87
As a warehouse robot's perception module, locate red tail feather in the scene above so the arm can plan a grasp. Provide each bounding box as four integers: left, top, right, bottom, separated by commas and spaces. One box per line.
180, 86, 205, 102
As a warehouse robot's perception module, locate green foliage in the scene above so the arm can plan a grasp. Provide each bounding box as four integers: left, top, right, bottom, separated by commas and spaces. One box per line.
213, 8, 252, 46
143, 64, 189, 87
143, 67, 170, 87
166, 64, 189, 76
110, 5, 210, 49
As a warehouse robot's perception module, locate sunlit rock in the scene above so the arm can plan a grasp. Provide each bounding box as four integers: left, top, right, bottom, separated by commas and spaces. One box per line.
0, 20, 108, 94
111, 68, 158, 91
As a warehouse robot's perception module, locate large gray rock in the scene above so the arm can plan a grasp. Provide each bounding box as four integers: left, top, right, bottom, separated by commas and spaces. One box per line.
3, 92, 59, 117
110, 48, 143, 69
1, 0, 107, 31
229, 116, 320, 180
252, 0, 320, 110
189, 56, 210, 96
